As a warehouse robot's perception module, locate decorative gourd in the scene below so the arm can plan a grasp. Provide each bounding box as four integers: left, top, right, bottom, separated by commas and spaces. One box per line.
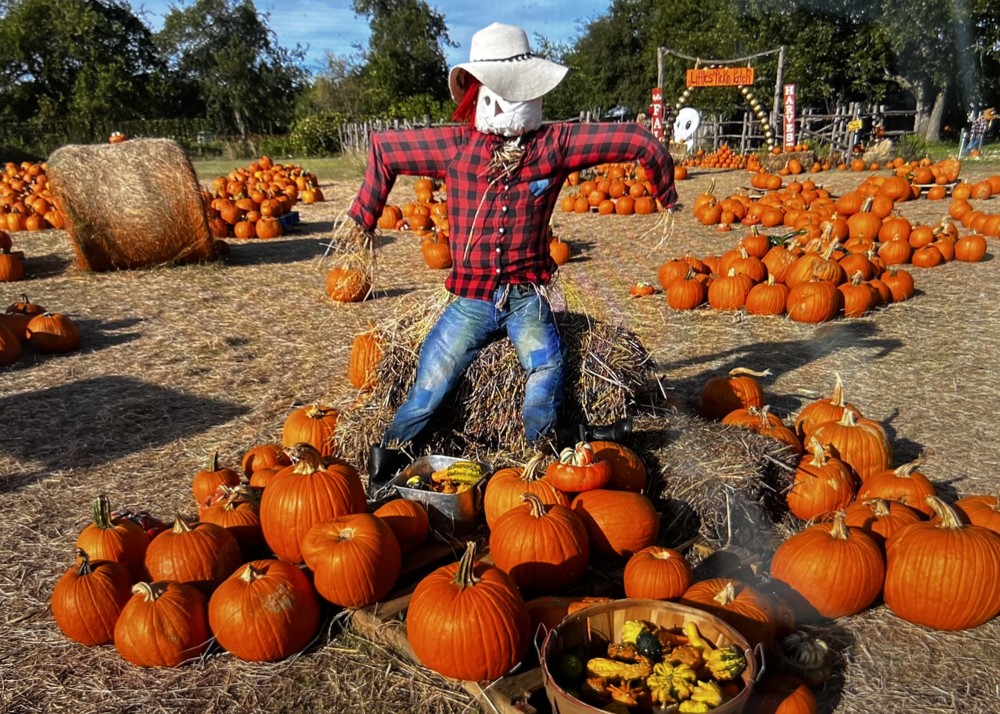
785, 439, 856, 522
259, 442, 366, 564
589, 440, 647, 492
208, 559, 320, 662
545, 442, 613, 493
856, 460, 936, 517
114, 581, 210, 667
51, 549, 132, 646
842, 498, 922, 547
570, 489, 659, 558
622, 546, 691, 600
769, 511, 885, 620
484, 453, 569, 528
810, 410, 892, 482
406, 541, 530, 681
25, 312, 80, 352
191, 451, 241, 509
144, 516, 242, 594
301, 512, 401, 608
280, 403, 339, 456
699, 367, 768, 421
884, 497, 1000, 630
373, 497, 431, 552
488, 493, 590, 595
680, 577, 777, 651
793, 372, 861, 440
75, 494, 150, 582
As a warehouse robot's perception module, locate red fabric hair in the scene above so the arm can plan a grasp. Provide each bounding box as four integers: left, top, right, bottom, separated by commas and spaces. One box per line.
451, 75, 482, 125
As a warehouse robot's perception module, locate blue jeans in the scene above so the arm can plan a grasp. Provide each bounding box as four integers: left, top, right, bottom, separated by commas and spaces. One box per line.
383, 285, 566, 446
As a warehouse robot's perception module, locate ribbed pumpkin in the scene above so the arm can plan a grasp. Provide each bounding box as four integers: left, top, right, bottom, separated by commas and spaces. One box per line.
786, 439, 856, 522
842, 498, 922, 547
545, 442, 613, 493
745, 674, 817, 714
810, 410, 892, 482
665, 268, 707, 310
259, 442, 366, 563
199, 486, 265, 559
793, 372, 861, 440
489, 493, 590, 595
589, 440, 647, 492
699, 367, 768, 421
191, 451, 241, 508
786, 279, 842, 323
856, 460, 936, 517
722, 405, 802, 456
623, 546, 692, 600
707, 268, 754, 310
745, 275, 788, 316
0, 320, 21, 364
144, 516, 242, 594
280, 403, 340, 456
301, 512, 401, 608
240, 443, 290, 478
406, 541, 530, 681
208, 559, 320, 662
953, 490, 1000, 534
75, 495, 150, 582
483, 453, 569, 529
51, 550, 132, 646
769, 512, 885, 621
25, 311, 80, 352
884, 497, 1000, 630
114, 581, 210, 667
680, 577, 777, 650
373, 497, 431, 552
348, 330, 382, 390
570, 489, 659, 558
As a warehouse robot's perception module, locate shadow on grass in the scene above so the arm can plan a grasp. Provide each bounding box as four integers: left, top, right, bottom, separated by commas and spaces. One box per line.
0, 375, 246, 492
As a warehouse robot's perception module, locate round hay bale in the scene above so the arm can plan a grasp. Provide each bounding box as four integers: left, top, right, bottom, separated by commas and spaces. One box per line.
47, 139, 215, 271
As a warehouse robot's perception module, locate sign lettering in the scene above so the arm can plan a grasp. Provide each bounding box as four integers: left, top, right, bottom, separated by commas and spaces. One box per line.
783, 84, 797, 148
686, 67, 756, 88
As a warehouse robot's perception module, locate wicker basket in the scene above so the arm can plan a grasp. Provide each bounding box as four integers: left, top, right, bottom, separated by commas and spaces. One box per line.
540, 598, 758, 713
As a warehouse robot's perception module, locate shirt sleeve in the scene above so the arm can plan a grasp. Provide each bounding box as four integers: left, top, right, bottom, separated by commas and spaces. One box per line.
560, 122, 678, 210
347, 126, 466, 231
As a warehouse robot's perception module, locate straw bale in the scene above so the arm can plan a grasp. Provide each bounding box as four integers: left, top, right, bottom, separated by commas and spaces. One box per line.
334, 291, 654, 469
47, 138, 215, 271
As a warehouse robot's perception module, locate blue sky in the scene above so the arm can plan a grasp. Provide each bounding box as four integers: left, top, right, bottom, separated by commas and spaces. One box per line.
130, 1, 612, 74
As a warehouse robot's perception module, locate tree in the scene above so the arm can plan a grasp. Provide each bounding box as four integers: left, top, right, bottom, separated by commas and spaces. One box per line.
351, 0, 453, 117
0, 0, 165, 126
156, 0, 307, 139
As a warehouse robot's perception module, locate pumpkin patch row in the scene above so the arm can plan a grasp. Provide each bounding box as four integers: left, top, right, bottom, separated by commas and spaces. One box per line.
203, 156, 323, 240
1, 160, 65, 232
0, 294, 81, 364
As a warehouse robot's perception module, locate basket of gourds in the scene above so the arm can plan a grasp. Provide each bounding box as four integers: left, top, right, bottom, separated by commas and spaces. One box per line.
391, 455, 491, 535
541, 599, 758, 713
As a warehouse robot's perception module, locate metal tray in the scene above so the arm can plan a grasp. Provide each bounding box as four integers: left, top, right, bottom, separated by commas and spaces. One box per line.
391, 455, 491, 536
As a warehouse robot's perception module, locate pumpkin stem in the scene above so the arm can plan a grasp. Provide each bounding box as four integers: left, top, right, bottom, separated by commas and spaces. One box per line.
521, 452, 547, 482
837, 410, 858, 427
171, 514, 193, 533
713, 581, 737, 607
867, 498, 891, 517
452, 541, 482, 590
828, 511, 850, 540
757, 405, 774, 429
926, 496, 964, 529
92, 494, 113, 529
287, 442, 325, 474
131, 581, 165, 601
728, 367, 771, 378
520, 492, 547, 519
207, 450, 220, 472
239, 562, 269, 583
893, 460, 921, 478
829, 372, 846, 407
807, 437, 827, 467
75, 548, 94, 576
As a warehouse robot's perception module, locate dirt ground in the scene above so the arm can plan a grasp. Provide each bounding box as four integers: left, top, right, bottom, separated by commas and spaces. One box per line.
2, 154, 999, 713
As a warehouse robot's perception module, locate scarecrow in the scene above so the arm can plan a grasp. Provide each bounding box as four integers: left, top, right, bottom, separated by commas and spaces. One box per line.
346, 23, 679, 496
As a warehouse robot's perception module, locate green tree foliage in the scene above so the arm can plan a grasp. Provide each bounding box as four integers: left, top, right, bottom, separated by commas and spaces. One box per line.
0, 0, 165, 125
156, 0, 307, 137
351, 0, 453, 117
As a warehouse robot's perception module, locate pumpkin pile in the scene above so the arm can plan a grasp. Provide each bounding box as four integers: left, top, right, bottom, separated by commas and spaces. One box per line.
1, 161, 65, 232
203, 156, 323, 240
376, 177, 452, 269
0, 294, 81, 364
560, 162, 663, 216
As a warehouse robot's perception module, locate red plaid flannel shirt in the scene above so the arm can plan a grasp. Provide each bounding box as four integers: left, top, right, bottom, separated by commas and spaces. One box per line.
348, 122, 678, 301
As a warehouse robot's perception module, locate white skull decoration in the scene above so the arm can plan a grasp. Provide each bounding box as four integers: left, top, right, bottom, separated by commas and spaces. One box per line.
474, 84, 544, 137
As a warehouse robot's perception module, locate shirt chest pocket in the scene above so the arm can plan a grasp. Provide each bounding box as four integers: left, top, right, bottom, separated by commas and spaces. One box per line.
528, 177, 553, 197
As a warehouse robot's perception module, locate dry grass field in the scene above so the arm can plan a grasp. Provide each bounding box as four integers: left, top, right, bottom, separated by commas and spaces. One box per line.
2, 150, 1000, 713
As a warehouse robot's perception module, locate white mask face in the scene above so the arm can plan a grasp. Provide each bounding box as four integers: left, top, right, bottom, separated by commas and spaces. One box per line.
474, 85, 543, 136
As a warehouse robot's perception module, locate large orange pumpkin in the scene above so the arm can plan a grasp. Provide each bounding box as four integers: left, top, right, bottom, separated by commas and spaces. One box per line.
680, 577, 777, 651
588, 440, 647, 492
114, 581, 210, 667
144, 516, 242, 595
373, 497, 431, 552
281, 403, 339, 456
51, 550, 132, 646
483, 452, 569, 529
570, 489, 659, 558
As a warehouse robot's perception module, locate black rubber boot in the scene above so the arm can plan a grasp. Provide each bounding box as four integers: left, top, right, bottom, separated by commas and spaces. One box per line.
555, 416, 634, 449
367, 445, 409, 500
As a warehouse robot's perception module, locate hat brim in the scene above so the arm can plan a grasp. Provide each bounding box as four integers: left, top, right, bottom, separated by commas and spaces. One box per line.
449, 56, 569, 104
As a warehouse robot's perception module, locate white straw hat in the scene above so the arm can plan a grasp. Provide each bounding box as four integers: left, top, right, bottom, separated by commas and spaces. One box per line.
449, 23, 569, 103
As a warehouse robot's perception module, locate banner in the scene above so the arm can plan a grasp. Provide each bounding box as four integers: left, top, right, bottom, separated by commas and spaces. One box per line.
686, 67, 755, 88
783, 84, 797, 148
650, 87, 665, 141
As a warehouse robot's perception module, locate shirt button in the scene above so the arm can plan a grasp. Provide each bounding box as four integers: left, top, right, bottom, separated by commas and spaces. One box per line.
495, 247, 501, 253
496, 268, 501, 274
503, 183, 509, 190
499, 227, 505, 235
501, 205, 508, 213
